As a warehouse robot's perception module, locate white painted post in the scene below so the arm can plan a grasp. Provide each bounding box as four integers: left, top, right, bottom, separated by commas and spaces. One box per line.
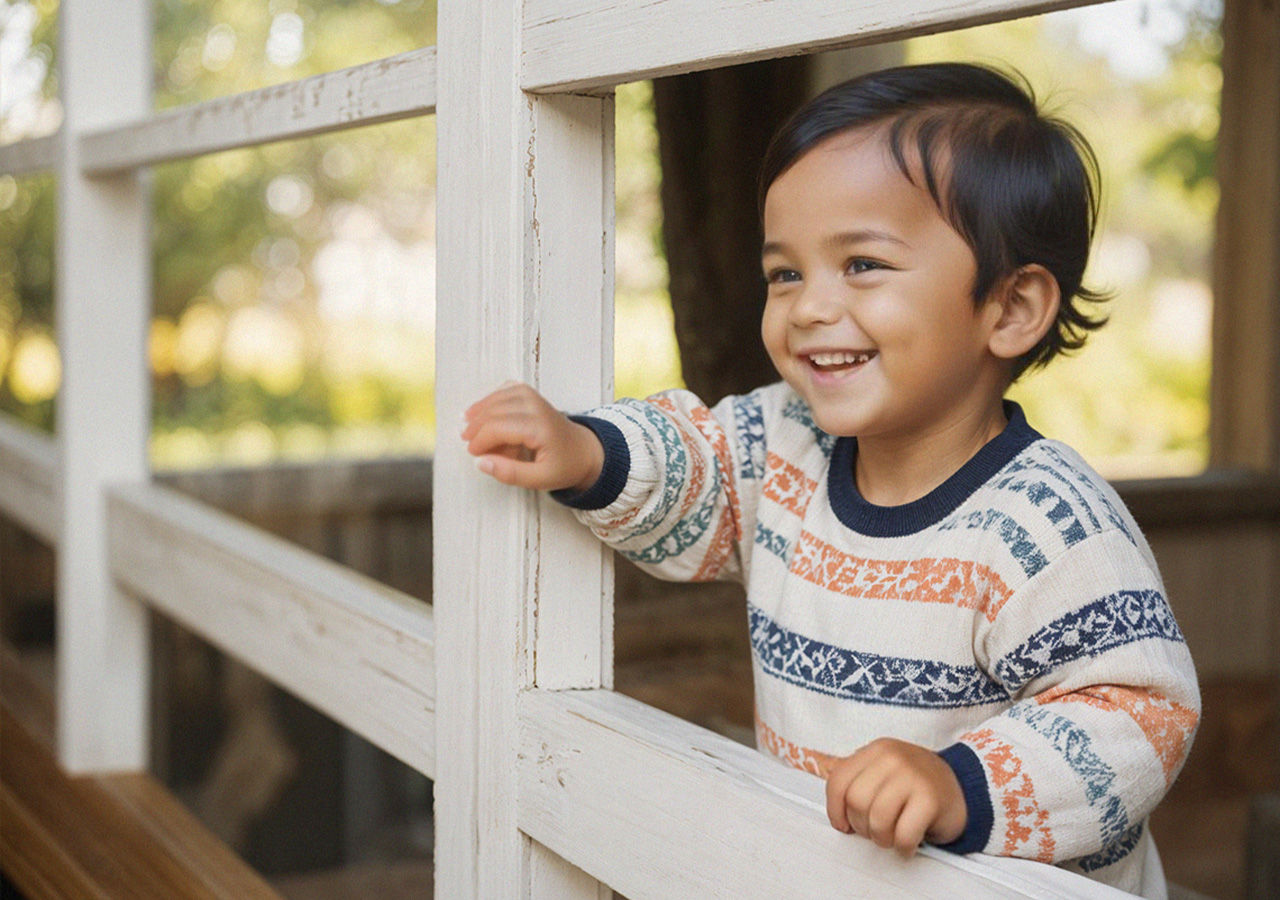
434, 1, 614, 897
54, 0, 152, 773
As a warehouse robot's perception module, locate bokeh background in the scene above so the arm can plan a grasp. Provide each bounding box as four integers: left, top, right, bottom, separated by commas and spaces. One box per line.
1, 0, 1220, 479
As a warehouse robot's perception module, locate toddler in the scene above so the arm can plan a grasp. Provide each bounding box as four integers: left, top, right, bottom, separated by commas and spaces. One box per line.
463, 63, 1199, 896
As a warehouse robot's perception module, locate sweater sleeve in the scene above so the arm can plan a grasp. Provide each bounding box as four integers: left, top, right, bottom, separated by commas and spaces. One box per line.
552, 388, 766, 584
935, 526, 1200, 871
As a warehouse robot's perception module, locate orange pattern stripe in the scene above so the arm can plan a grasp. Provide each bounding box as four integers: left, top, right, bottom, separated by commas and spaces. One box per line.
652, 396, 708, 524
964, 728, 1056, 862
789, 531, 1014, 621
1036, 685, 1199, 784
693, 506, 738, 581
754, 712, 840, 778
689, 404, 742, 541
762, 452, 817, 517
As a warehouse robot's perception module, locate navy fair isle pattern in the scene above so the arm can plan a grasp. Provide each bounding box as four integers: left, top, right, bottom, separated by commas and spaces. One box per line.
781, 396, 837, 454
938, 507, 1052, 578
1006, 702, 1130, 845
619, 399, 722, 566
611, 399, 688, 542
1037, 444, 1135, 543
733, 392, 767, 481
748, 604, 1008, 708
1077, 824, 1146, 873
986, 467, 1090, 548
754, 522, 791, 563
568, 385, 1199, 891
994, 590, 1185, 694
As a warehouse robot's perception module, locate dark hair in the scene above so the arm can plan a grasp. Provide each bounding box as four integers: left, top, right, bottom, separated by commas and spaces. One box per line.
758, 62, 1109, 376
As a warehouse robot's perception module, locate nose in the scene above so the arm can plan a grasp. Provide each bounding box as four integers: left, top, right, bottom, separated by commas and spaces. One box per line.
789, 278, 844, 327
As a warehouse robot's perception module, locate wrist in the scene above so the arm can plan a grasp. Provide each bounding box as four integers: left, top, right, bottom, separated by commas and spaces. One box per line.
568, 422, 605, 492
550, 416, 630, 511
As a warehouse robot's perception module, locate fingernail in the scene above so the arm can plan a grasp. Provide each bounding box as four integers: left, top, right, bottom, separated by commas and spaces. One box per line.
474, 457, 494, 475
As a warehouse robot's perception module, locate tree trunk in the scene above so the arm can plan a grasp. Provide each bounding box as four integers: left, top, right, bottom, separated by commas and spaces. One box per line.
652, 58, 812, 405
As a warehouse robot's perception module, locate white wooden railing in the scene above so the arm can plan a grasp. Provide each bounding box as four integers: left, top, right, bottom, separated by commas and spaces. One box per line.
0, 1, 1130, 897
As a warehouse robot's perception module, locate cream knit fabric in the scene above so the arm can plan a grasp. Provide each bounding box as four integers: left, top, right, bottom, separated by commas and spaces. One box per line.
559, 382, 1199, 897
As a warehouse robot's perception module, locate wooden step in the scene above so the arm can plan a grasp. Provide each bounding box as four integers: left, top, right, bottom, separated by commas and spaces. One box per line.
0, 645, 283, 900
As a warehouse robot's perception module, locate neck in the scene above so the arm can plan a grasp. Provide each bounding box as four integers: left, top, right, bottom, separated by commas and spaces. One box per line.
854, 400, 1009, 507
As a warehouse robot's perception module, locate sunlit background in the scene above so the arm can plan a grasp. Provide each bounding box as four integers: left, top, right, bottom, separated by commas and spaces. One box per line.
1, 0, 1219, 479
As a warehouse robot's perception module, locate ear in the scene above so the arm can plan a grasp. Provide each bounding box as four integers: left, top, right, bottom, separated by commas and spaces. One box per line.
986, 264, 1061, 362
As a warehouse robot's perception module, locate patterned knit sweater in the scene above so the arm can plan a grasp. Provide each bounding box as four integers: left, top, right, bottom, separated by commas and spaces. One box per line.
556, 382, 1199, 897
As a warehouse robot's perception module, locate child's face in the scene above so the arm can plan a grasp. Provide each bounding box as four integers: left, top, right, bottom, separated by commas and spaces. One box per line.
760, 127, 1006, 442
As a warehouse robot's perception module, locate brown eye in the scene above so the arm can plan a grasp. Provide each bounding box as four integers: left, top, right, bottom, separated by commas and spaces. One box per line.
848, 258, 884, 275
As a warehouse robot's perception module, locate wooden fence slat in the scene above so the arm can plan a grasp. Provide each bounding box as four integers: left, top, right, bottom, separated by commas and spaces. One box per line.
54, 0, 152, 774
518, 689, 1132, 900
522, 0, 1106, 93
79, 47, 436, 174
0, 416, 60, 545
106, 482, 435, 777
0, 134, 59, 178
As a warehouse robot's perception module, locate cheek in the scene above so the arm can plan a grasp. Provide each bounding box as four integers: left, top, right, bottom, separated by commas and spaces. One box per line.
760, 304, 784, 352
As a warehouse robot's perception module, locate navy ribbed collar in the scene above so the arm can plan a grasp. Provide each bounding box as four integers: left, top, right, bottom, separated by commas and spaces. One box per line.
826, 401, 1041, 537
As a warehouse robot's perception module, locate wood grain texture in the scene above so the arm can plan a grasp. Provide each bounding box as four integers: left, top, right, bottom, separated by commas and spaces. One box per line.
518, 689, 1133, 899
80, 47, 436, 174
434, 2, 614, 894
0, 416, 60, 545
0, 134, 58, 177
0, 648, 282, 899
521, 0, 1106, 92
107, 482, 435, 777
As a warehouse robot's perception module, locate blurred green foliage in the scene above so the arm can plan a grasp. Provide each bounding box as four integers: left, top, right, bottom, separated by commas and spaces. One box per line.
1, 0, 1222, 476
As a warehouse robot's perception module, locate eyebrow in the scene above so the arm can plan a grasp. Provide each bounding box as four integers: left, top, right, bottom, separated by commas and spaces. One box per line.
761, 229, 909, 257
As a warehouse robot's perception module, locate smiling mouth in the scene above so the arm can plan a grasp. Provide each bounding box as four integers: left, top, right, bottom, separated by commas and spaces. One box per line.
805, 350, 877, 373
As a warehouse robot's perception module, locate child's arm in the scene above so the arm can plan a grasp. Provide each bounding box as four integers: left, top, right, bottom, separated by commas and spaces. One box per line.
824, 738, 967, 857
463, 382, 604, 493
468, 381, 774, 586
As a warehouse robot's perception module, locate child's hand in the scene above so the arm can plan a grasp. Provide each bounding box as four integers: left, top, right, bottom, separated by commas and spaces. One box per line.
825, 738, 967, 856
462, 382, 604, 493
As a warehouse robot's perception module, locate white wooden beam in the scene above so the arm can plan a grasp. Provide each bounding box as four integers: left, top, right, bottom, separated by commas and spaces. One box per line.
518, 689, 1130, 900
0, 134, 59, 178
79, 47, 436, 174
55, 0, 152, 774
434, 1, 614, 896
107, 482, 435, 778
522, 0, 1108, 93
0, 416, 60, 546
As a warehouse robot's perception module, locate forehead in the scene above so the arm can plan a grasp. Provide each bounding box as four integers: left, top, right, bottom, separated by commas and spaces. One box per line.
762, 126, 947, 240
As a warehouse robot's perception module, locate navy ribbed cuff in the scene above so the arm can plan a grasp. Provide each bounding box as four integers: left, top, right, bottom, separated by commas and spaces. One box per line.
933, 742, 993, 855
549, 415, 630, 510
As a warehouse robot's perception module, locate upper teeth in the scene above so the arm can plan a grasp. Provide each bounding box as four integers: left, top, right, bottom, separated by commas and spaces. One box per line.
810, 351, 871, 366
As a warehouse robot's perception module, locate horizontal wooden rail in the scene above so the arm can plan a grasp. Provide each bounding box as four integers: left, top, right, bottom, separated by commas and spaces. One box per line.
0, 645, 283, 900
0, 415, 60, 545
158, 455, 432, 521
80, 47, 437, 174
522, 0, 1105, 93
0, 134, 59, 178
107, 482, 435, 777
1116, 469, 1280, 528
518, 689, 1128, 899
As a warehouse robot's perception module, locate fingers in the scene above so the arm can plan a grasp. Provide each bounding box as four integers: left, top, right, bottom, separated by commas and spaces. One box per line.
462, 380, 535, 442
825, 757, 860, 834
893, 793, 939, 856
473, 452, 542, 489
825, 739, 963, 859
865, 778, 913, 851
